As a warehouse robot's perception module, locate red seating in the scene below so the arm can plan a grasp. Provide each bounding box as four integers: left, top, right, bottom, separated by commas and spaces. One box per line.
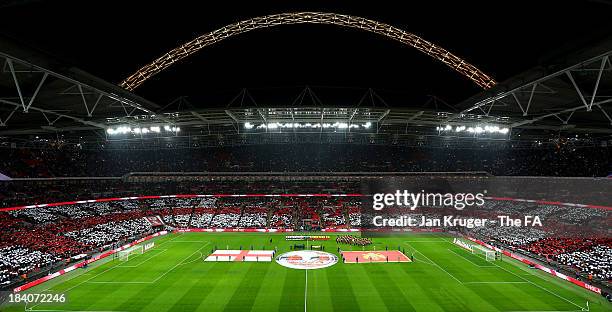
526, 237, 612, 257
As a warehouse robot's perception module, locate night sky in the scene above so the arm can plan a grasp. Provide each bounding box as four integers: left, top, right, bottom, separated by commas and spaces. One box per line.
1, 0, 611, 109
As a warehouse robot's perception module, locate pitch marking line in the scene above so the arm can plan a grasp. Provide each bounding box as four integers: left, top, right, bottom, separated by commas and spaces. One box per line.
490, 260, 585, 310
442, 238, 586, 310
150, 242, 210, 283
117, 249, 168, 268
39, 233, 184, 291
26, 310, 129, 312
402, 241, 435, 266
447, 249, 496, 268
87, 242, 210, 285
167, 240, 208, 243
178, 251, 203, 266
504, 310, 585, 312
440, 237, 590, 310
26, 260, 128, 310
403, 241, 463, 284
405, 241, 529, 286
404, 240, 451, 243
27, 234, 185, 311
86, 281, 151, 284
510, 257, 597, 299
463, 281, 529, 284
304, 269, 308, 312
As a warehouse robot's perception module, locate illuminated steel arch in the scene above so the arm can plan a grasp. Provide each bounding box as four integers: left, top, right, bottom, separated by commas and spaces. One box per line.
120, 12, 497, 91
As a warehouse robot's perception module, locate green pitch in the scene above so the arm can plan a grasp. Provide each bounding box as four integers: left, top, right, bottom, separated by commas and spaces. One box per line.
5, 232, 609, 312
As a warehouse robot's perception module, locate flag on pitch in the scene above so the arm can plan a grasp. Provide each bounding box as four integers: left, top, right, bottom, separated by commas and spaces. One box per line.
204, 250, 274, 262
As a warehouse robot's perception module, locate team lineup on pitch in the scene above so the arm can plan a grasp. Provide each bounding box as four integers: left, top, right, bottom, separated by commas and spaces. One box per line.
4, 232, 607, 312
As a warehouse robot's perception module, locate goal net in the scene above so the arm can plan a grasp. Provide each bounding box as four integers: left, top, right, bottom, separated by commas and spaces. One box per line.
471, 245, 496, 261
118, 245, 143, 261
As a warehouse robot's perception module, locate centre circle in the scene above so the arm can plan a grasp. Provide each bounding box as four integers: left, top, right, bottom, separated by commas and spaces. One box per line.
275, 250, 338, 270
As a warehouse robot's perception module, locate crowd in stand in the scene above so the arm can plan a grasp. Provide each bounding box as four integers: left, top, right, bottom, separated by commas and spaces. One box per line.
1, 145, 610, 178
556, 245, 612, 281
0, 247, 59, 286
209, 207, 241, 228
321, 201, 347, 228
47, 205, 93, 219
10, 207, 60, 223
190, 208, 215, 228
173, 214, 191, 228
0, 180, 359, 208
348, 211, 361, 227
239, 208, 268, 228
525, 237, 612, 257
0, 202, 156, 287
269, 207, 293, 228
63, 219, 153, 249
470, 226, 549, 247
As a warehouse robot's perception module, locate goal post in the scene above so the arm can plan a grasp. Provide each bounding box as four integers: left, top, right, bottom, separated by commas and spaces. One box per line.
471, 245, 496, 262
453, 238, 497, 261
118, 245, 144, 261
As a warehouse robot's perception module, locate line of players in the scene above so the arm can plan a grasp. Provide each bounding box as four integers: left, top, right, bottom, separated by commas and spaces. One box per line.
335, 235, 372, 246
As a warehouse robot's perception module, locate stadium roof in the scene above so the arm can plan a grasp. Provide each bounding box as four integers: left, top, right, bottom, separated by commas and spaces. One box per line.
0, 37, 162, 136
1, 1, 612, 146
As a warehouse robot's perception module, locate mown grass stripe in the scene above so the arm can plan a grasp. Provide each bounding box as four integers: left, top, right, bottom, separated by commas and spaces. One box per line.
248, 258, 287, 312
396, 263, 449, 312
326, 264, 360, 312
278, 269, 305, 312
223, 263, 272, 312
361, 266, 416, 312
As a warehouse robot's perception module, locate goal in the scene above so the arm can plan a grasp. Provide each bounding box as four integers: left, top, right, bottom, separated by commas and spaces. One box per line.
471, 245, 496, 261
118, 245, 143, 261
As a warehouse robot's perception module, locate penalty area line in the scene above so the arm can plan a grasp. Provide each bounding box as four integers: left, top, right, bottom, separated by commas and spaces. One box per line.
42, 235, 182, 290
117, 249, 168, 268
491, 260, 586, 311
403, 240, 452, 243
503, 310, 585, 312
447, 249, 496, 268
26, 309, 129, 312
178, 251, 203, 266
87, 242, 210, 284
150, 242, 210, 283
463, 281, 529, 284
403, 241, 463, 284
167, 241, 208, 243
402, 241, 435, 266
27, 233, 186, 311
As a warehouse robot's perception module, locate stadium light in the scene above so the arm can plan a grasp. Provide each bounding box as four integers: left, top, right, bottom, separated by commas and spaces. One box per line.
436, 124, 510, 135
106, 125, 181, 136
244, 122, 372, 130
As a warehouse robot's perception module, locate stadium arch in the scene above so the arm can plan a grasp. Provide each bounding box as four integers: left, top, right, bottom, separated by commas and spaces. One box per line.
120, 12, 497, 91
